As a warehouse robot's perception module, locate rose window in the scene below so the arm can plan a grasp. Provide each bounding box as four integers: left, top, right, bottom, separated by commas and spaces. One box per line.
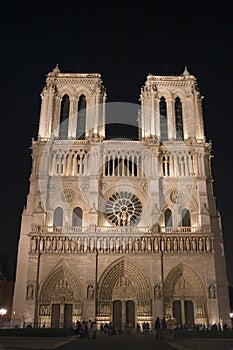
105, 191, 142, 226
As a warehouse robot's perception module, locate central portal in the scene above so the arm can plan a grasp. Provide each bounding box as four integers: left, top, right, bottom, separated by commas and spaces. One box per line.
97, 258, 152, 330
113, 300, 135, 331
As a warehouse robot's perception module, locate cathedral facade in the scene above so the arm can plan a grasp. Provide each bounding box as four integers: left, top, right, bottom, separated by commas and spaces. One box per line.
11, 66, 230, 330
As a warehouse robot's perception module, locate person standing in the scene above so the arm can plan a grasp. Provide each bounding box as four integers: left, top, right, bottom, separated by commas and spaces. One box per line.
166, 316, 176, 339
87, 319, 92, 339
92, 321, 97, 338
161, 318, 167, 339
154, 317, 161, 340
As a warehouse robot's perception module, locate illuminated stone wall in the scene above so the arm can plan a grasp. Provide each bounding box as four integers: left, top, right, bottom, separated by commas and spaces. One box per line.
11, 66, 230, 330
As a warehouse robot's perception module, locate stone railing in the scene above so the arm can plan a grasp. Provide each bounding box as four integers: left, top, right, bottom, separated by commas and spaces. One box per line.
159, 226, 211, 234
29, 228, 213, 255
31, 225, 210, 235
31, 225, 152, 234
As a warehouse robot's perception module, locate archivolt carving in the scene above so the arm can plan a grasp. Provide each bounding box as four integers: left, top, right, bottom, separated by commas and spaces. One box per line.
74, 87, 93, 99
164, 263, 205, 300
56, 85, 93, 100
56, 86, 75, 98
98, 257, 152, 302
112, 275, 136, 299
39, 266, 83, 304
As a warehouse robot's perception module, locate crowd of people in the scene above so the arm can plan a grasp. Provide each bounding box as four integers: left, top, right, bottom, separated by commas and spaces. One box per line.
75, 317, 232, 340
75, 319, 97, 339
153, 316, 176, 340
136, 322, 151, 334
153, 316, 232, 340
100, 322, 117, 335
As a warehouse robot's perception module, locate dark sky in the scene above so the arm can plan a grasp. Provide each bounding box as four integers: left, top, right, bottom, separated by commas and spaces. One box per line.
0, 1, 232, 282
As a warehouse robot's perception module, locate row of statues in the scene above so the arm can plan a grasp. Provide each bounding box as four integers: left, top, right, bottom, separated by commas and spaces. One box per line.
30, 235, 213, 254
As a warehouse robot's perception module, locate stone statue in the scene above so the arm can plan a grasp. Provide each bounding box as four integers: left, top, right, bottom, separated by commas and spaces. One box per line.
26, 284, 34, 300
154, 284, 161, 299
209, 284, 216, 299
87, 283, 95, 300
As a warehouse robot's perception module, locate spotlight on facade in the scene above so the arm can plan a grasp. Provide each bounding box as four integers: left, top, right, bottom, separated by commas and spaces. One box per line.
0, 308, 7, 316
0, 308, 7, 328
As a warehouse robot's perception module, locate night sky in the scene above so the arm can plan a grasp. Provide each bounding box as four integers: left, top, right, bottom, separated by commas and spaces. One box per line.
0, 1, 232, 283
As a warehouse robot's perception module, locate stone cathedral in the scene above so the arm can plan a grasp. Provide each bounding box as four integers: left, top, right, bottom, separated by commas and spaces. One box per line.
12, 65, 230, 330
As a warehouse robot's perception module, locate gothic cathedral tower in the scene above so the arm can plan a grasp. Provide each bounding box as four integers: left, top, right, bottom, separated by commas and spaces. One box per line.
11, 66, 230, 330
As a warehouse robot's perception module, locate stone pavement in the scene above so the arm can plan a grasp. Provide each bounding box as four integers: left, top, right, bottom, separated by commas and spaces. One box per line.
168, 338, 233, 350
0, 333, 233, 350
0, 336, 70, 349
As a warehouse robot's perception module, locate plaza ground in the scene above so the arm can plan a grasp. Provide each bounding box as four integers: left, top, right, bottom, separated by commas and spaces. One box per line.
0, 333, 233, 350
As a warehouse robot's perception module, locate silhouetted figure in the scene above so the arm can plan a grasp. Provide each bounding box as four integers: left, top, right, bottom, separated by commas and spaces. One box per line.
154, 317, 161, 340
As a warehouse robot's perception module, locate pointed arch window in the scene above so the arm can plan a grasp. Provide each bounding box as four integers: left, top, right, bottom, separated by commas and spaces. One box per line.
175, 97, 184, 140
181, 208, 191, 227
59, 94, 70, 139
72, 207, 83, 226
162, 155, 170, 176
53, 207, 63, 227
160, 97, 168, 141
165, 208, 173, 227
76, 94, 86, 140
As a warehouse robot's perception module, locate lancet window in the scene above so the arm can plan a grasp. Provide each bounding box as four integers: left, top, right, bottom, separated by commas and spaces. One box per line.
175, 97, 184, 141
76, 94, 86, 140
181, 208, 191, 227
53, 207, 63, 227
72, 207, 83, 226
165, 208, 173, 227
58, 94, 70, 140
160, 97, 168, 141
162, 155, 170, 176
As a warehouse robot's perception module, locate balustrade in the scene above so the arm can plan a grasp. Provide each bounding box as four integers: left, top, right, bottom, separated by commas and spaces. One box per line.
29, 226, 213, 255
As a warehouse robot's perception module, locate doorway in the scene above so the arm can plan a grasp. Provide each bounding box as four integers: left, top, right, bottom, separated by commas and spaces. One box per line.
51, 304, 60, 328
51, 303, 73, 328
113, 300, 135, 331
172, 300, 181, 325
126, 300, 135, 328
64, 304, 73, 328
113, 300, 122, 330
172, 300, 194, 326
184, 300, 194, 327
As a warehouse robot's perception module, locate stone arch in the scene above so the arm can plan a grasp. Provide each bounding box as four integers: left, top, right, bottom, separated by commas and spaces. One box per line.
98, 257, 152, 302
164, 263, 207, 325
57, 88, 74, 100
164, 189, 198, 227
164, 207, 173, 227
156, 91, 172, 101
75, 87, 93, 100
164, 263, 205, 299
172, 91, 186, 104
97, 257, 152, 328
177, 194, 198, 213
39, 265, 83, 304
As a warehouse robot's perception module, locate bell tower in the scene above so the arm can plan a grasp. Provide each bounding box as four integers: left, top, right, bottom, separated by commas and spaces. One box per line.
38, 64, 106, 141
139, 67, 230, 324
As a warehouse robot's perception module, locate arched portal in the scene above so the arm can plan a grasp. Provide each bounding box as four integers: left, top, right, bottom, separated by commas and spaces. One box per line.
164, 263, 207, 328
39, 266, 83, 328
97, 257, 152, 332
